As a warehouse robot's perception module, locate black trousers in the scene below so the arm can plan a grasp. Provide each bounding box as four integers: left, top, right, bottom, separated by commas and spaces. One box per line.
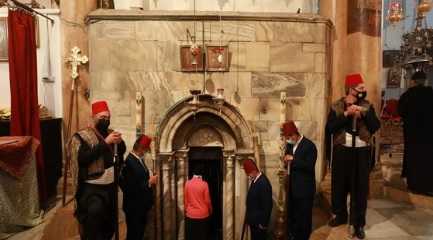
75, 183, 116, 240
249, 225, 267, 240
287, 195, 314, 240
185, 217, 209, 240
125, 211, 149, 240
331, 145, 370, 227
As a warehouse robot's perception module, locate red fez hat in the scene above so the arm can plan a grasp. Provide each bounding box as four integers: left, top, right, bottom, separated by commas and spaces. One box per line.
282, 121, 298, 137
345, 73, 364, 88
92, 100, 110, 115
138, 135, 152, 150
243, 159, 258, 175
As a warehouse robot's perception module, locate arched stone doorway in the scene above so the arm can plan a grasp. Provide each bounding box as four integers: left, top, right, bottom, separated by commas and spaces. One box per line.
154, 94, 255, 240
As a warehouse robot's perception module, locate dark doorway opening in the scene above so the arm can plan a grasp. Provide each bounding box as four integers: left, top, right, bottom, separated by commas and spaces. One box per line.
188, 147, 223, 240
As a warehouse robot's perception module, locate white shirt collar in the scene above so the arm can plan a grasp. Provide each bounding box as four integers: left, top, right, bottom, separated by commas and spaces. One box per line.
130, 151, 141, 160
253, 172, 262, 183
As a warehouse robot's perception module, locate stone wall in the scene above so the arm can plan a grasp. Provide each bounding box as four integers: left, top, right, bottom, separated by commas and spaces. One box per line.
88, 10, 331, 185
114, 0, 318, 13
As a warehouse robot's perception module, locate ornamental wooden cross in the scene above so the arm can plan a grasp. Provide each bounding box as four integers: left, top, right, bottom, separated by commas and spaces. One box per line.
66, 46, 88, 90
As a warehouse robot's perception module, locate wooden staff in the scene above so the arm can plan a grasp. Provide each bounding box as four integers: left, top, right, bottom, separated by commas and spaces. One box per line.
62, 78, 77, 206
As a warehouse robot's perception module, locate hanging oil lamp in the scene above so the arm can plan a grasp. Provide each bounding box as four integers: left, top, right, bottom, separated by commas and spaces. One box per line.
417, 0, 432, 16
387, 1, 404, 24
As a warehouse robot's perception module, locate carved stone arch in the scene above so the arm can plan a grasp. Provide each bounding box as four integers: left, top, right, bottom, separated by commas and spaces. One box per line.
155, 94, 254, 154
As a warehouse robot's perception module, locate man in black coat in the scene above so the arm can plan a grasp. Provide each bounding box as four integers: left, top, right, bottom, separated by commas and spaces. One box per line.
243, 159, 273, 240
326, 73, 380, 239
282, 121, 317, 240
398, 71, 433, 196
121, 135, 158, 240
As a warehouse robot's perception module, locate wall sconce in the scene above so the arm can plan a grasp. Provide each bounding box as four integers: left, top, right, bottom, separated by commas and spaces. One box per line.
189, 89, 201, 112
214, 88, 225, 106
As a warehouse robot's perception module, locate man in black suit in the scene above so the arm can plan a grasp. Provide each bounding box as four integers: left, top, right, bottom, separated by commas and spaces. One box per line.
121, 135, 158, 240
243, 158, 273, 240
282, 121, 317, 240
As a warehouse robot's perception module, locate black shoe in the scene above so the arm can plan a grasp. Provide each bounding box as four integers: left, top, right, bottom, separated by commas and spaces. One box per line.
328, 217, 347, 227
354, 226, 365, 239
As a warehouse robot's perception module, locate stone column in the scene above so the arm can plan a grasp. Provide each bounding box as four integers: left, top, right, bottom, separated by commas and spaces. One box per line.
320, 0, 382, 108
223, 153, 235, 240
60, 0, 96, 131
161, 154, 176, 240
176, 150, 188, 240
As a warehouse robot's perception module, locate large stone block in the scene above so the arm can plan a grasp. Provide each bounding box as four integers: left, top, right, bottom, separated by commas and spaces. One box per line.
304, 73, 327, 98
204, 21, 256, 42
245, 42, 270, 71
205, 72, 252, 98
302, 43, 326, 53
256, 97, 280, 121
109, 40, 158, 71
261, 139, 281, 155
92, 21, 136, 39
251, 72, 306, 98
91, 70, 130, 98
90, 39, 115, 71
228, 42, 247, 71
237, 97, 260, 121
156, 41, 181, 72
270, 43, 315, 73
315, 53, 326, 73
136, 21, 200, 41
256, 22, 326, 43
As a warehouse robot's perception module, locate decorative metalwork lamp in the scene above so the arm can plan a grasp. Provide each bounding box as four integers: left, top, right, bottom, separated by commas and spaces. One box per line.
387, 1, 404, 24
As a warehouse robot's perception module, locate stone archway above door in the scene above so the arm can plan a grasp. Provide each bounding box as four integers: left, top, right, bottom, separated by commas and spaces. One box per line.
155, 94, 254, 153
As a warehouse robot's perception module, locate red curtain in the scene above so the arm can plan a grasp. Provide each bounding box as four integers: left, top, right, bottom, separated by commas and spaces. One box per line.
8, 9, 47, 206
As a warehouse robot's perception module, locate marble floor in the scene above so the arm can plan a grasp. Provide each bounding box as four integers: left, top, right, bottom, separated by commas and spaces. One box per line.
2, 198, 433, 240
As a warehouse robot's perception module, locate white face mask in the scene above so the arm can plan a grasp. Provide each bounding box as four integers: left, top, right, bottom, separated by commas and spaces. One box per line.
287, 139, 295, 145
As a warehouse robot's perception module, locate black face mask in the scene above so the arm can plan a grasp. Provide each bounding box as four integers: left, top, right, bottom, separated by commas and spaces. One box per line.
96, 119, 110, 133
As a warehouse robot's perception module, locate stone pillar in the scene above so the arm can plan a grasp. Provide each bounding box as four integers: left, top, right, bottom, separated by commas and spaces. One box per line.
223, 153, 235, 240
320, 0, 382, 108
161, 154, 176, 240
320, 0, 348, 102
175, 150, 188, 240
60, 0, 96, 132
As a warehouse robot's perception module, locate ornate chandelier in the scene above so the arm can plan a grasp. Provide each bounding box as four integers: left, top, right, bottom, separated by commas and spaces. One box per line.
395, 0, 433, 73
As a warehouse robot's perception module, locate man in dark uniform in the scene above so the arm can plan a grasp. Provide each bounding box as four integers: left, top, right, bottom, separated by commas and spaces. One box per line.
121, 135, 158, 240
243, 159, 273, 240
398, 70, 433, 196
326, 74, 380, 239
70, 100, 126, 240
282, 121, 317, 240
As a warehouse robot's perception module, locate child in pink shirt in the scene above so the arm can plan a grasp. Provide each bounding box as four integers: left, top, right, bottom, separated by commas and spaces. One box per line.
184, 165, 212, 240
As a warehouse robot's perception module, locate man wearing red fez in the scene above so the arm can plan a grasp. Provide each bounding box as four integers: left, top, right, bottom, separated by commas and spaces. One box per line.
326, 73, 380, 239
398, 70, 433, 196
242, 159, 272, 240
120, 135, 158, 240
70, 100, 126, 240
281, 121, 317, 240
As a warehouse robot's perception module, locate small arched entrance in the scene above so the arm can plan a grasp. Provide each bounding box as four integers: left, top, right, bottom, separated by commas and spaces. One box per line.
154, 94, 255, 240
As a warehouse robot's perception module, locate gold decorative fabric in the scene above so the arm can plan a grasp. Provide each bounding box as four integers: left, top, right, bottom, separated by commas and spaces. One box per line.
69, 127, 105, 197
0, 153, 42, 237
0, 136, 39, 178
